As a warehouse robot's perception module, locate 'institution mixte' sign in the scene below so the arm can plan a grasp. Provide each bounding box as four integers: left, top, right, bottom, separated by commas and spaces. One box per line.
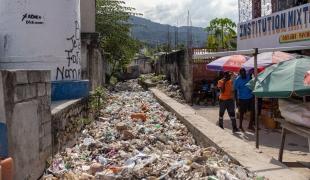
237, 3, 310, 50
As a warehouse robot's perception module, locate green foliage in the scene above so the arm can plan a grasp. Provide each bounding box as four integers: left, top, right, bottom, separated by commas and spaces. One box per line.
89, 86, 107, 117
138, 74, 166, 83
205, 18, 236, 50
138, 75, 146, 82
78, 118, 92, 126
96, 0, 141, 80
109, 76, 118, 85
151, 74, 166, 83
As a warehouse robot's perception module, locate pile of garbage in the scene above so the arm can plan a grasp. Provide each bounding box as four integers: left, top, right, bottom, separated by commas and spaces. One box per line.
44, 81, 257, 180
112, 79, 144, 92
156, 80, 186, 104
139, 74, 186, 103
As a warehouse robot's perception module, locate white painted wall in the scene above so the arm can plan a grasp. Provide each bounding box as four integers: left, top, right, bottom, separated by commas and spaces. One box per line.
0, 0, 81, 81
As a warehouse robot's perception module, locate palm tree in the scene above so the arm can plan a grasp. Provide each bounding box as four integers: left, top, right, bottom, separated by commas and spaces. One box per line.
205, 18, 236, 50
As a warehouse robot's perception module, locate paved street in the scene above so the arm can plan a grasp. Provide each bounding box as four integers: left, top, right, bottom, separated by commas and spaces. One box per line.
193, 105, 310, 178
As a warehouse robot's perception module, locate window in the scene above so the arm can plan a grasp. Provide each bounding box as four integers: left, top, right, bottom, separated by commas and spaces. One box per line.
277, 0, 309, 11
262, 0, 272, 16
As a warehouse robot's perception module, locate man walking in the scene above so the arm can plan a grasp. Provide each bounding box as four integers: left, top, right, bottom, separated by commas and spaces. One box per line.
217, 72, 239, 133
234, 68, 255, 131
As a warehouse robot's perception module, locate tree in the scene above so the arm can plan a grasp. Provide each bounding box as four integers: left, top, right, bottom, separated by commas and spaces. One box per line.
205, 18, 236, 50
96, 0, 141, 81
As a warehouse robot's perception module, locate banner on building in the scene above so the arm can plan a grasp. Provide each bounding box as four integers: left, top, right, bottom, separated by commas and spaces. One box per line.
237, 3, 310, 50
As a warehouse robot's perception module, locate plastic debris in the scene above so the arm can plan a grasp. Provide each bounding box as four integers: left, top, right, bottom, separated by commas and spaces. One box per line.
130, 113, 147, 121
44, 80, 258, 179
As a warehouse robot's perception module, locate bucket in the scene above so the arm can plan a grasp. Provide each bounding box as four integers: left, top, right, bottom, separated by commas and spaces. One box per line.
0, 158, 13, 180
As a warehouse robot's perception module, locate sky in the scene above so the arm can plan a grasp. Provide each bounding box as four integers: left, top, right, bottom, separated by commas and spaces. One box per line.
126, 0, 239, 28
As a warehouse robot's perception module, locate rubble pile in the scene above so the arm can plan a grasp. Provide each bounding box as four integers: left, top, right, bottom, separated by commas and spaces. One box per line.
44, 81, 257, 180
139, 73, 186, 103
113, 79, 144, 92
156, 80, 186, 104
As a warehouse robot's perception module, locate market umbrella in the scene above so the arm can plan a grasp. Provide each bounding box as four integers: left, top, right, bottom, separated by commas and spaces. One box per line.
206, 55, 249, 72
249, 57, 310, 98
243, 51, 295, 71
304, 71, 310, 86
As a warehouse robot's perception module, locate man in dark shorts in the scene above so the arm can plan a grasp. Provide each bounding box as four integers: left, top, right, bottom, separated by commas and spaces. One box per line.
234, 68, 255, 131
217, 72, 239, 133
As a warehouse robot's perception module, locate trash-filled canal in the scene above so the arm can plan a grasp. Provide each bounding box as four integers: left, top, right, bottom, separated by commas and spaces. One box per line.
44, 80, 255, 180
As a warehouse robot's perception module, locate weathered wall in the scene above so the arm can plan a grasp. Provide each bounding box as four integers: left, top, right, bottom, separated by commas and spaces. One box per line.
139, 61, 153, 74
80, 0, 96, 33
252, 0, 262, 18
80, 0, 106, 90
131, 57, 154, 74
51, 98, 89, 155
155, 50, 193, 103
0, 0, 81, 81
81, 33, 105, 90
0, 70, 51, 180
119, 65, 140, 80
192, 62, 218, 82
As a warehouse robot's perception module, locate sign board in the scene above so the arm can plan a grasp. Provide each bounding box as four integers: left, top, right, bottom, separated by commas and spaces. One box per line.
238, 3, 310, 50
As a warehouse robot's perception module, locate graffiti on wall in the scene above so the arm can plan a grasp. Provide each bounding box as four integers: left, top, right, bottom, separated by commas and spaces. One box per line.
56, 21, 81, 80
21, 13, 44, 24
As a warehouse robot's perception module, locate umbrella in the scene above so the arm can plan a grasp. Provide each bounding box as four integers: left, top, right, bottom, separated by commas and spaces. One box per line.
243, 51, 295, 71
249, 57, 310, 98
206, 55, 249, 72
304, 71, 310, 86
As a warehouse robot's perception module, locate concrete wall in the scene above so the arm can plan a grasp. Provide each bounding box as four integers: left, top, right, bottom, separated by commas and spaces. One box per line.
81, 33, 105, 90
252, 0, 261, 18
51, 98, 89, 155
192, 62, 218, 82
0, 0, 81, 81
131, 56, 154, 74
0, 70, 51, 180
81, 0, 96, 33
155, 50, 193, 103
139, 61, 153, 74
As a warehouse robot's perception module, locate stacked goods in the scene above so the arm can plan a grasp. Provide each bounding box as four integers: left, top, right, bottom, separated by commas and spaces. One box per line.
261, 99, 279, 129
279, 99, 310, 128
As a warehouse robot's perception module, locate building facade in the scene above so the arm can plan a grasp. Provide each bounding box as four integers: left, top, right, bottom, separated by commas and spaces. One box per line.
80, 0, 105, 91
238, 0, 310, 50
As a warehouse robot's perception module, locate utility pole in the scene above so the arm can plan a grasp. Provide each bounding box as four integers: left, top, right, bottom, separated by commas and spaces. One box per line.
187, 10, 193, 50
167, 26, 171, 52
175, 20, 179, 50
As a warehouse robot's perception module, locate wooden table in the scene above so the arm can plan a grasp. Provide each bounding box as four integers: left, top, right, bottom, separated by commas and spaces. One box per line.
275, 118, 310, 162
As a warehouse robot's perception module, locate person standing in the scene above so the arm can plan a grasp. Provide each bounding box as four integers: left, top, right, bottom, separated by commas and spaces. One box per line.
234, 68, 255, 131
217, 72, 239, 133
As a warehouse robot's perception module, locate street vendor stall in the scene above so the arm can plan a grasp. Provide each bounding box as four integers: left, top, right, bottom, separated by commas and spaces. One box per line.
249, 57, 310, 162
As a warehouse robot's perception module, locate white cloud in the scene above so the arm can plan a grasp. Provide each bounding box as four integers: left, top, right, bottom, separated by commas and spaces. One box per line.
125, 0, 239, 27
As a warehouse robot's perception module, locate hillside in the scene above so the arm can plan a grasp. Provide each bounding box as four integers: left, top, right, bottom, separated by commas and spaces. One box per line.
129, 16, 207, 47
